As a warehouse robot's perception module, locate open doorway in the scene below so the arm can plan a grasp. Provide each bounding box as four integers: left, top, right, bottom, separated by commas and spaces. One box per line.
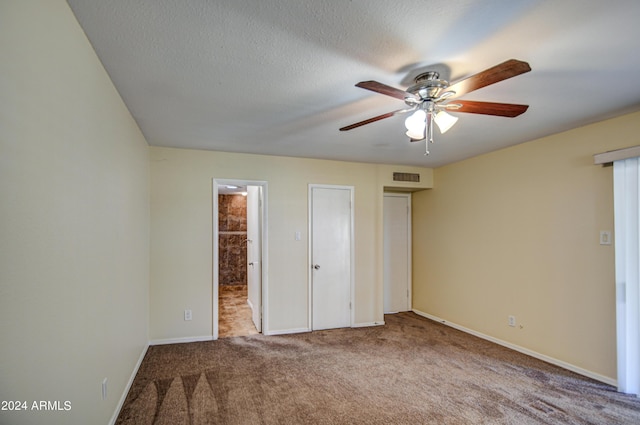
213, 179, 268, 339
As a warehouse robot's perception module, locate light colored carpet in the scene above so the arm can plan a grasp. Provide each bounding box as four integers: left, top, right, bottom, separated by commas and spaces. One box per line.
117, 312, 640, 424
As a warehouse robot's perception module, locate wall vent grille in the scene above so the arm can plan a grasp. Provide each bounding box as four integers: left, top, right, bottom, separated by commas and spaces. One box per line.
393, 172, 420, 182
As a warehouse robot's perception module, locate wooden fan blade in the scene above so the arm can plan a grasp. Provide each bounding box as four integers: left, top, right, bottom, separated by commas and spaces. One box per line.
355, 81, 415, 101
447, 100, 529, 117
447, 59, 531, 98
339, 108, 408, 131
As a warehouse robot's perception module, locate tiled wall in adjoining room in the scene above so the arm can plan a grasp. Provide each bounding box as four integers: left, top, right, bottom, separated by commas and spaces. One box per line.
219, 195, 247, 286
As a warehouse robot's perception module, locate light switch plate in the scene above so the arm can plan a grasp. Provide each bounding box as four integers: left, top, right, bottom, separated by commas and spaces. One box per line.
600, 231, 612, 245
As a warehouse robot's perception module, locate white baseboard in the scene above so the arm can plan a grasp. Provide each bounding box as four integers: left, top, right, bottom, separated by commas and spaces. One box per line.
352, 321, 385, 328
263, 327, 310, 336
412, 309, 617, 387
149, 335, 214, 346
109, 343, 149, 425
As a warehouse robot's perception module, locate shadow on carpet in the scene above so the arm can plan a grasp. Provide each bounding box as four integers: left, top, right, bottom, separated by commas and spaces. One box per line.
116, 312, 640, 424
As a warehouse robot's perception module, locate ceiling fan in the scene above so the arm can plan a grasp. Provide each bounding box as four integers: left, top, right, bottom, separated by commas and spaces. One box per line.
339, 59, 531, 155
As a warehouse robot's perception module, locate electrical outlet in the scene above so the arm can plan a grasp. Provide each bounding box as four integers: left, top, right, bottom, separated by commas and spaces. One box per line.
102, 378, 108, 400
184, 309, 192, 321
508, 315, 516, 327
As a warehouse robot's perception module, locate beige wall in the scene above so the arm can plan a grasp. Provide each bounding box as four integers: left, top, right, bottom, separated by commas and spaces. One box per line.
0, 1, 149, 424
149, 147, 432, 340
412, 111, 640, 382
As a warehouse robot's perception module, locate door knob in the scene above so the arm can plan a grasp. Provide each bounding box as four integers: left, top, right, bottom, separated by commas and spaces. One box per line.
313, 264, 320, 270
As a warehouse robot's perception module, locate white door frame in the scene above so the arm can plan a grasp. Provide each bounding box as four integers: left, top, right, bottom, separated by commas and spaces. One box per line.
383, 192, 412, 313
308, 184, 355, 330
212, 178, 268, 339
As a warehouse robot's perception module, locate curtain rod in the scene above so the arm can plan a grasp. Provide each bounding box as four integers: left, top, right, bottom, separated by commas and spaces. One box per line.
594, 145, 640, 165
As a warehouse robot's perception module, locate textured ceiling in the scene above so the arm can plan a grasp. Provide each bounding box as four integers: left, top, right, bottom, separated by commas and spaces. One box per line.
66, 0, 640, 167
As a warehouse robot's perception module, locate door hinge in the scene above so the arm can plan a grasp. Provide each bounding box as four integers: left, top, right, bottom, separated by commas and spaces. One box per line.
349, 302, 352, 310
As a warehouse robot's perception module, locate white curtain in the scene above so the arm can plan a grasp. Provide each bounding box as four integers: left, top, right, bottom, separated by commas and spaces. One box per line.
614, 157, 640, 395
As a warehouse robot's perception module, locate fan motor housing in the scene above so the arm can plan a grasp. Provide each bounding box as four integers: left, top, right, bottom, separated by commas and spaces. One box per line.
407, 71, 449, 100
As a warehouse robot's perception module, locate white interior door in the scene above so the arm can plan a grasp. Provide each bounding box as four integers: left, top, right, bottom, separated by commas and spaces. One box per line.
247, 186, 262, 332
383, 193, 411, 313
310, 185, 352, 330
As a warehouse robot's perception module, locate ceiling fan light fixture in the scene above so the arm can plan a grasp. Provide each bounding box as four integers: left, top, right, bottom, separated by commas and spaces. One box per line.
340, 59, 531, 157
405, 128, 425, 140
404, 109, 426, 140
434, 111, 459, 134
